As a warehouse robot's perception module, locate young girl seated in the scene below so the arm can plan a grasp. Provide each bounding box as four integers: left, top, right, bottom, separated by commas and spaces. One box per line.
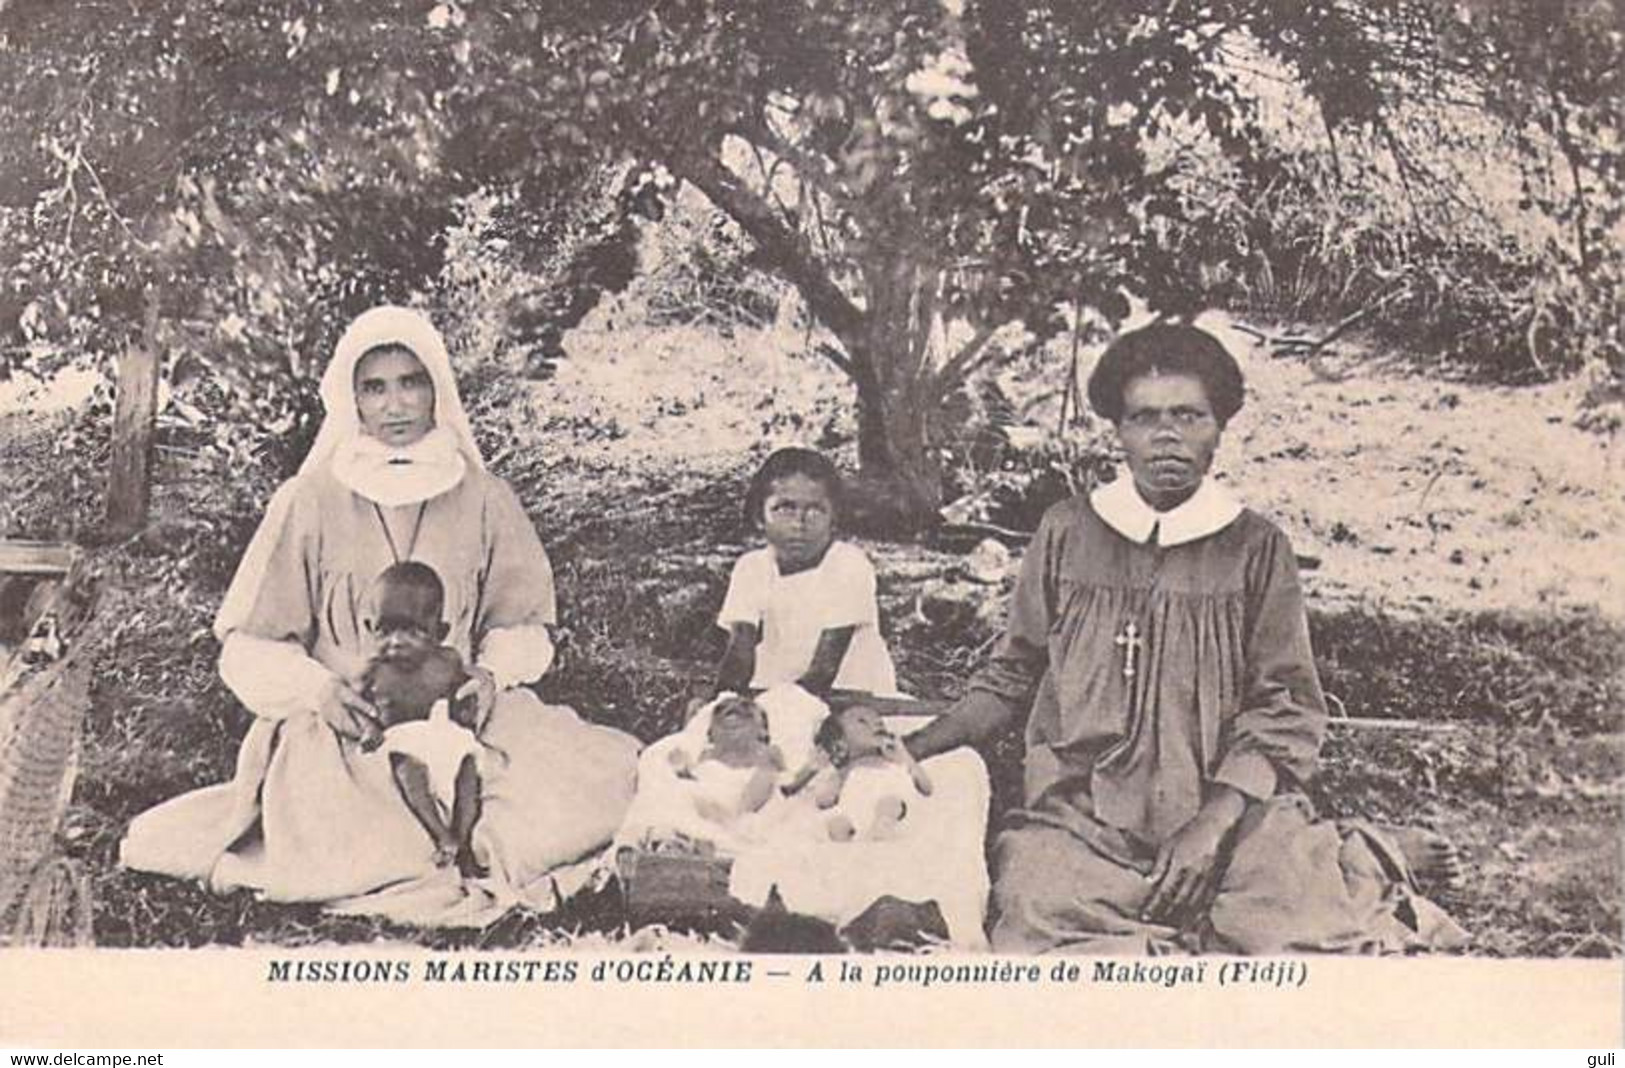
716, 448, 897, 698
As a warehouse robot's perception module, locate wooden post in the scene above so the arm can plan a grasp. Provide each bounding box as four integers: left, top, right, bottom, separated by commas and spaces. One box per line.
104, 291, 161, 536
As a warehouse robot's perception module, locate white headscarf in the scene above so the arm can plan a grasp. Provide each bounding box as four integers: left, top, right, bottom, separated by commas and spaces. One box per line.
311, 305, 484, 505
215, 306, 482, 637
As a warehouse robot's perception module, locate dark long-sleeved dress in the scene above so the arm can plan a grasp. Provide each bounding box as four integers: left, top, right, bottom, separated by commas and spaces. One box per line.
964, 488, 1465, 954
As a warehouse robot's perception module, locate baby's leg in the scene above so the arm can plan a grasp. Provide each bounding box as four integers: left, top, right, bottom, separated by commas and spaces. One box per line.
694, 796, 732, 823
390, 752, 456, 866
826, 813, 857, 841
450, 754, 488, 878
866, 796, 908, 841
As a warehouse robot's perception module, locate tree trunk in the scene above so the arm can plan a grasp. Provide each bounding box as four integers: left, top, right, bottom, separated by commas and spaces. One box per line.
657, 142, 951, 528
104, 291, 161, 536
853, 365, 941, 527
846, 254, 944, 533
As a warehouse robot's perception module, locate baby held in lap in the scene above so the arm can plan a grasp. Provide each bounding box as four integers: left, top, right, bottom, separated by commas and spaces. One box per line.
359, 561, 488, 877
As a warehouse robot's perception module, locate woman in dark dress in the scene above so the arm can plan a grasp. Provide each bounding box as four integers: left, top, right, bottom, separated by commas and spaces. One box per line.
907, 323, 1466, 954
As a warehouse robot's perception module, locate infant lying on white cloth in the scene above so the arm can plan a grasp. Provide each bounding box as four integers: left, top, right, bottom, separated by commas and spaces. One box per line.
614, 685, 992, 948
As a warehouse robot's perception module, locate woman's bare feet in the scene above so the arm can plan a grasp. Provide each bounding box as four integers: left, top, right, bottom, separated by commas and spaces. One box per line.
1382, 824, 1466, 894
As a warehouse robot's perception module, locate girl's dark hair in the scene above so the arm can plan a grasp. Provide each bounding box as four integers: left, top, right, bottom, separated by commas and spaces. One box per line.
743, 447, 845, 528
1086, 323, 1246, 426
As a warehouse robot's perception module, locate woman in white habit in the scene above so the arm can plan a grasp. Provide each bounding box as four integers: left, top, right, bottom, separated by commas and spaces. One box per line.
121, 306, 641, 924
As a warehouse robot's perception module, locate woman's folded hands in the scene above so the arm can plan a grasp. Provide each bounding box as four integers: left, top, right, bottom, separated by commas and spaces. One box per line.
318, 674, 383, 743
1141, 783, 1248, 926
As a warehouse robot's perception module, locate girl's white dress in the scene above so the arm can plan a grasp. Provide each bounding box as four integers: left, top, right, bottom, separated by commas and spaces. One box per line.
717, 540, 897, 694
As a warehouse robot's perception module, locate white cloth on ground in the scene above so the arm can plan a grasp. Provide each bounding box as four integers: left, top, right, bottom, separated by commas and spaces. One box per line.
613, 686, 991, 948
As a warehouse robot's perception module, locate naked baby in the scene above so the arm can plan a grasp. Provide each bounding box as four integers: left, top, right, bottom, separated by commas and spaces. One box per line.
669, 693, 786, 824
786, 704, 933, 841
359, 560, 487, 877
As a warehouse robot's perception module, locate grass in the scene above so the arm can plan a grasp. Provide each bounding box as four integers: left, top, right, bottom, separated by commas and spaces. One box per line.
4, 342, 1621, 956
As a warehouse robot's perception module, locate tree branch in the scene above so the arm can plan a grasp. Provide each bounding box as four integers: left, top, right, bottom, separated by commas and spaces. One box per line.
744, 137, 798, 231
814, 340, 851, 373
650, 132, 867, 346
744, 112, 846, 210
1547, 97, 1595, 279
936, 320, 1000, 390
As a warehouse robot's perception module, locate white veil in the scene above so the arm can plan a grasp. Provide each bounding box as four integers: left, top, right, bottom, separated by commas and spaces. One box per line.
215, 306, 483, 638
305, 305, 485, 478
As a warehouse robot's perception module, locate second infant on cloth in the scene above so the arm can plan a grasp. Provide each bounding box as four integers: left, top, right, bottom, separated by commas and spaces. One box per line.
614, 685, 992, 947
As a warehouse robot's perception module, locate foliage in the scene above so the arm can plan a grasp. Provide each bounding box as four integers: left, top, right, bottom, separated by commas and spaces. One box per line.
635, 189, 786, 334
1173, 1, 1624, 384
2, 0, 1618, 522
1199, 144, 1607, 382
434, 0, 1569, 517
0, 1, 640, 509
935, 384, 1119, 533
1311, 607, 1624, 735
1443, 0, 1623, 387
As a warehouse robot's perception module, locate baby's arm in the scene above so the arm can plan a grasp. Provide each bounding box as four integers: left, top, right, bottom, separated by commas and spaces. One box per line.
740, 763, 778, 813
354, 667, 387, 750
798, 626, 856, 696
667, 745, 699, 779
882, 734, 933, 795
356, 714, 386, 752
441, 653, 480, 730
716, 622, 760, 693
906, 756, 934, 796
779, 749, 829, 797
811, 765, 845, 809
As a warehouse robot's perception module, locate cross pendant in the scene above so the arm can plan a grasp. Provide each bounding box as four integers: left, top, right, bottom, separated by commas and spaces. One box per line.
1114, 620, 1143, 680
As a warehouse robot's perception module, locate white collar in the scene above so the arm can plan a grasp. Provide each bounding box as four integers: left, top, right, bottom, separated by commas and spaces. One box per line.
1090, 475, 1243, 547
330, 425, 468, 507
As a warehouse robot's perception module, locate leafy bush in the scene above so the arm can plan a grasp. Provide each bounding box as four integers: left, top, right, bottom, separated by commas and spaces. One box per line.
933, 334, 1121, 534
1164, 139, 1621, 386
636, 192, 786, 335
1310, 606, 1624, 733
